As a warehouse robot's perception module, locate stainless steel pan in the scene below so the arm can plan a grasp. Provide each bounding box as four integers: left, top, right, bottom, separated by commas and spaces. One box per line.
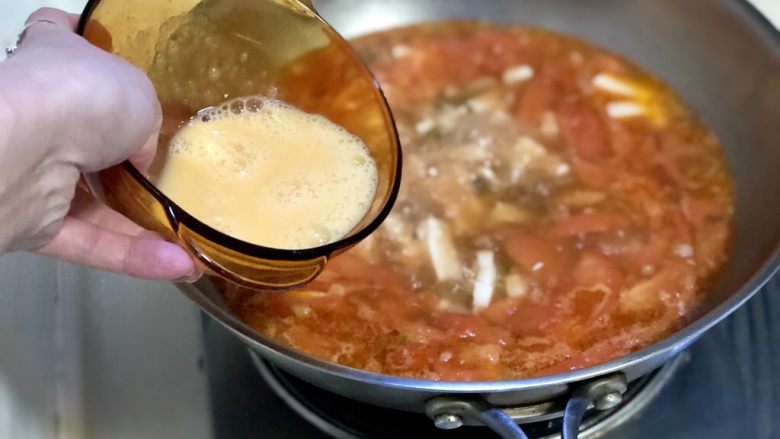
177, 0, 780, 436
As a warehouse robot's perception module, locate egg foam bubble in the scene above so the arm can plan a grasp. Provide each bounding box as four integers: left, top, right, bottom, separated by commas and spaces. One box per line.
152, 96, 378, 250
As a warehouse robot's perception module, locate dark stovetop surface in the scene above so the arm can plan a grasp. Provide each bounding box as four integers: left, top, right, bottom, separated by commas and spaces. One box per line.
202, 274, 780, 438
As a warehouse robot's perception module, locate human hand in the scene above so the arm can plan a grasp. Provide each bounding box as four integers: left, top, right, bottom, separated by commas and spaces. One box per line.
0, 8, 199, 281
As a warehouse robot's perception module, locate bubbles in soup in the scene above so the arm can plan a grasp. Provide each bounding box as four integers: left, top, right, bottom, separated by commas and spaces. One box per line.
223, 23, 735, 382
152, 97, 378, 249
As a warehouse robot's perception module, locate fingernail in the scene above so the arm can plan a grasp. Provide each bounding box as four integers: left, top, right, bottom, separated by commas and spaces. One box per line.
152, 240, 199, 281
174, 270, 202, 283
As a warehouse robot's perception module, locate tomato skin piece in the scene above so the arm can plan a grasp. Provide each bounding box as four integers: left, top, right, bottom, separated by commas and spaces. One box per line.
682, 196, 726, 227
557, 100, 612, 160
322, 253, 404, 287
283, 326, 338, 359
618, 261, 697, 315
504, 234, 564, 282
628, 230, 671, 272
572, 158, 617, 189
549, 212, 631, 238
481, 297, 562, 336
516, 75, 565, 123
573, 252, 624, 291
384, 344, 437, 373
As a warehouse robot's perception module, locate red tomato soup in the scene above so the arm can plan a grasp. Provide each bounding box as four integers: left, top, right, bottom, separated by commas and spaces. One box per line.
223, 22, 734, 381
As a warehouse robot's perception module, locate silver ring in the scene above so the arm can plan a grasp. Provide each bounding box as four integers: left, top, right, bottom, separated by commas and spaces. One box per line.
5, 19, 59, 56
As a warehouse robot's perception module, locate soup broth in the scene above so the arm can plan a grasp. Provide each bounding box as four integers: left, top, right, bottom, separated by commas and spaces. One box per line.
224, 22, 734, 381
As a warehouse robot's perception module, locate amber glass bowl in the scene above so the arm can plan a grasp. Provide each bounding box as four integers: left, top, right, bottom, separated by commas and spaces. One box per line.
77, 0, 401, 290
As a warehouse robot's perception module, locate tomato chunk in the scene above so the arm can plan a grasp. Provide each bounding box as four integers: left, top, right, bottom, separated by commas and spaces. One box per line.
550, 212, 631, 238
557, 101, 611, 160
517, 75, 564, 123
504, 234, 566, 283
573, 252, 624, 290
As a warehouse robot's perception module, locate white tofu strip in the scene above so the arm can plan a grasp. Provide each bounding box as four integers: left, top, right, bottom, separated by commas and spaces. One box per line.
509, 136, 545, 182
505, 273, 529, 298
472, 250, 497, 311
415, 118, 436, 135
418, 217, 461, 281
509, 136, 569, 183
592, 73, 636, 96
674, 243, 694, 258
540, 111, 559, 137
490, 202, 534, 225
606, 101, 645, 119
502, 64, 535, 84
391, 44, 411, 58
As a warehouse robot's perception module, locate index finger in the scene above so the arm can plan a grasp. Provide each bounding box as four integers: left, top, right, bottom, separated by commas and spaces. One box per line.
25, 8, 79, 32
37, 216, 199, 281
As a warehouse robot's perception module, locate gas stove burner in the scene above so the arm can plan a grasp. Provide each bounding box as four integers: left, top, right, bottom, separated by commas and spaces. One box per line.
251, 354, 684, 439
